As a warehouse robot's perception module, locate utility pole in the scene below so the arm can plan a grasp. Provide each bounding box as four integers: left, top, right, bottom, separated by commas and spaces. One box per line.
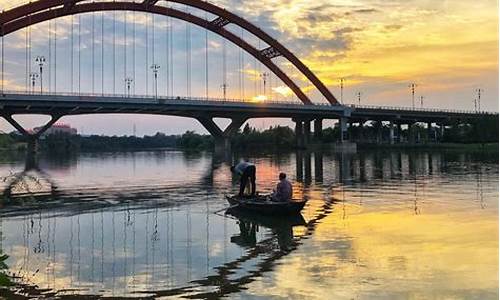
221, 83, 227, 100
475, 88, 483, 112
357, 91, 361, 105
29, 72, 38, 94
419, 96, 424, 108
125, 77, 133, 97
339, 78, 345, 104
35, 56, 45, 94
409, 83, 417, 109
150, 64, 160, 99
260, 72, 269, 98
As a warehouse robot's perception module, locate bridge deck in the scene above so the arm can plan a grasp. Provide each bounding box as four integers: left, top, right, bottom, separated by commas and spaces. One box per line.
0, 92, 496, 122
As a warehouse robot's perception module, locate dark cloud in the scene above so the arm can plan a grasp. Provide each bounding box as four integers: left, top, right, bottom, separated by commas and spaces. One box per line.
384, 24, 403, 31
353, 8, 379, 14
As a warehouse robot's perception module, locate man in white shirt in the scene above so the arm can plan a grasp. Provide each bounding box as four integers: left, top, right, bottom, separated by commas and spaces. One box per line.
231, 161, 256, 197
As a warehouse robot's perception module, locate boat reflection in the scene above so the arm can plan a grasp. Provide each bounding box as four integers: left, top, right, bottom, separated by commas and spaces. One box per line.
227, 208, 306, 251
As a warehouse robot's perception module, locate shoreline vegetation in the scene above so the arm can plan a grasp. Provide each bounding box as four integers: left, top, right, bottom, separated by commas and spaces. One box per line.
0, 121, 497, 153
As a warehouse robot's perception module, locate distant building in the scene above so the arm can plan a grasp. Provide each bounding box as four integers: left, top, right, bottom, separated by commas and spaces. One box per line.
34, 123, 78, 137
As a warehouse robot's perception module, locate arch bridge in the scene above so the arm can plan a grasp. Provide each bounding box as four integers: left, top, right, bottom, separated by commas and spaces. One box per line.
0, 0, 496, 151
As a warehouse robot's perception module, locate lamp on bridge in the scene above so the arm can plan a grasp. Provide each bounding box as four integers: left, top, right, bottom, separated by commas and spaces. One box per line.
409, 83, 418, 109
150, 64, 160, 99
125, 77, 133, 98
29, 72, 39, 94
260, 72, 270, 99
35, 56, 46, 94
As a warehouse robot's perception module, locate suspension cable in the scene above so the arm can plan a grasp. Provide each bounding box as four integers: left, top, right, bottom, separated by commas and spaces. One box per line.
169, 15, 173, 97
71, 15, 74, 93
48, 18, 51, 93
240, 28, 244, 100
165, 10, 170, 97
113, 10, 116, 94
55, 17, 57, 92
222, 38, 227, 99
124, 10, 127, 95
101, 11, 104, 95
145, 13, 149, 96
1, 13, 4, 94
28, 4, 32, 92
133, 10, 136, 95
204, 12, 208, 99
92, 8, 95, 94
186, 8, 191, 97
78, 14, 81, 94
25, 24, 28, 91
152, 13, 155, 73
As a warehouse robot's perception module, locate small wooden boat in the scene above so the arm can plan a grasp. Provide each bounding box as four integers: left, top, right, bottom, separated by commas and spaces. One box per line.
225, 195, 306, 215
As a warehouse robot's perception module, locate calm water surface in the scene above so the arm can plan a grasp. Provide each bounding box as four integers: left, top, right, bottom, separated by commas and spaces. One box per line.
0, 149, 497, 299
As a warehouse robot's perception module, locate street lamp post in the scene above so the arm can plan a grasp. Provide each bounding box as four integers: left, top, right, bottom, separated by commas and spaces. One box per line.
125, 78, 133, 97
409, 83, 417, 109
150, 64, 160, 99
221, 83, 227, 100
419, 96, 424, 108
29, 72, 38, 94
260, 72, 269, 98
35, 56, 46, 94
475, 88, 483, 112
357, 92, 361, 105
339, 78, 345, 104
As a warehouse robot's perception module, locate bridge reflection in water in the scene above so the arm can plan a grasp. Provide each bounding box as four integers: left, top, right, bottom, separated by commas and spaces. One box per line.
0, 149, 494, 298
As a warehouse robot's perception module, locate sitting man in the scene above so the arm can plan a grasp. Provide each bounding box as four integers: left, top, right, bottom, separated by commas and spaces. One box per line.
231, 161, 256, 197
272, 172, 293, 202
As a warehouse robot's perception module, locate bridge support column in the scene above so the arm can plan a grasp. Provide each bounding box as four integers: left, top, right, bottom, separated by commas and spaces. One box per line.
358, 120, 365, 142
340, 117, 348, 142
376, 121, 383, 143
304, 120, 311, 147
408, 123, 416, 144
294, 120, 304, 149
197, 116, 247, 152
314, 119, 323, 141
389, 121, 395, 144
397, 123, 403, 143
1, 113, 61, 154
427, 122, 433, 142
439, 124, 445, 141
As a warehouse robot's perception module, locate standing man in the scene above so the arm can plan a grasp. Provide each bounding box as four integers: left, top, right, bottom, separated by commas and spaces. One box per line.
231, 161, 256, 197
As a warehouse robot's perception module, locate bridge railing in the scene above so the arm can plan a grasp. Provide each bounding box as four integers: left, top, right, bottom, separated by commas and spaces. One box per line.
348, 104, 496, 115
1, 90, 497, 115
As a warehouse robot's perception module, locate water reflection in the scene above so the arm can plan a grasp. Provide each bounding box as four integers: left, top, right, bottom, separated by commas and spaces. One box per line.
0, 148, 497, 299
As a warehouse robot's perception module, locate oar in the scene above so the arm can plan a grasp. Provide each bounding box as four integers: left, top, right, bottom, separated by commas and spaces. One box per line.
213, 203, 239, 214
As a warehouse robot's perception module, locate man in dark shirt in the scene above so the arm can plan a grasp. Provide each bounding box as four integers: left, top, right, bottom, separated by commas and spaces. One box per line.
231, 161, 256, 197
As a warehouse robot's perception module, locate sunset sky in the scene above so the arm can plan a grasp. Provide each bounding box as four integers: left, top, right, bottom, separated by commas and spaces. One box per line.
0, 0, 497, 135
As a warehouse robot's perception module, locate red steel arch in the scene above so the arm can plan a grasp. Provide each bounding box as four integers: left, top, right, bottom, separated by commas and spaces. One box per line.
0, 0, 339, 105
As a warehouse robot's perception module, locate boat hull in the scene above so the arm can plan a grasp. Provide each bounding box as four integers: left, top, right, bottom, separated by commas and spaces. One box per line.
225, 195, 306, 215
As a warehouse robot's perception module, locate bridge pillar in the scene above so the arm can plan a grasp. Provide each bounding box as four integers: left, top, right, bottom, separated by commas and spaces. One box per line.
408, 123, 416, 144
358, 120, 365, 142
304, 120, 311, 146
427, 122, 433, 142
439, 124, 446, 141
1, 113, 61, 153
376, 121, 383, 143
396, 123, 403, 143
294, 120, 305, 149
389, 121, 395, 144
340, 117, 348, 142
314, 119, 323, 141
197, 116, 247, 152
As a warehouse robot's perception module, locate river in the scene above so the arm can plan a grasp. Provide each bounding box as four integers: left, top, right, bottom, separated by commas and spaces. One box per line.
0, 148, 497, 299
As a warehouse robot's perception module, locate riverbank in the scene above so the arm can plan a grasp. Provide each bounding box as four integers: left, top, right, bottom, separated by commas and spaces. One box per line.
357, 142, 498, 152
